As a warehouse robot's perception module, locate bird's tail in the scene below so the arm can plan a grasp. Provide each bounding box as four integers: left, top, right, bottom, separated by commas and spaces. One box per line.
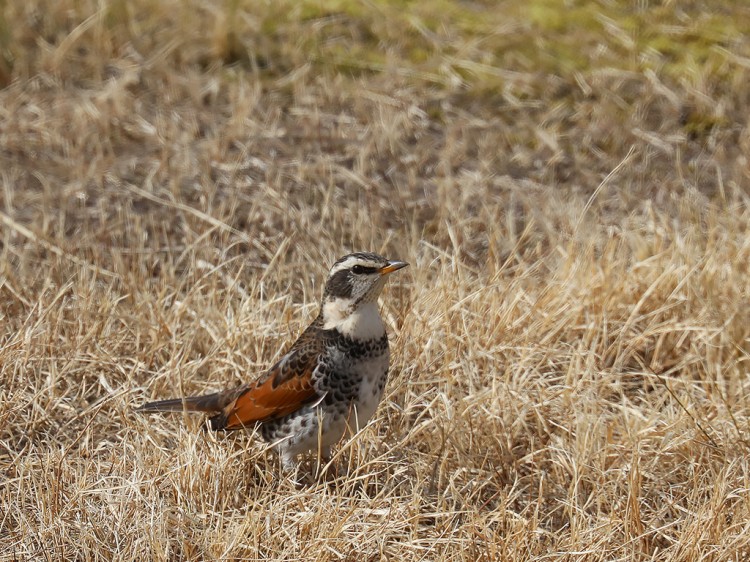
136, 392, 226, 414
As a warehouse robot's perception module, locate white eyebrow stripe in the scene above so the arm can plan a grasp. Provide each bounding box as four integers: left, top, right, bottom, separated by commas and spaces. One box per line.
328, 258, 382, 276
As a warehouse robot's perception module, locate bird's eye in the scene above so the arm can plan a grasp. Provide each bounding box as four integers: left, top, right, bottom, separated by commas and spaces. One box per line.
351, 264, 378, 275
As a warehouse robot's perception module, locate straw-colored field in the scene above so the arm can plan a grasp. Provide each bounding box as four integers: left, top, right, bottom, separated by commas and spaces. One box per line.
2, 1, 750, 560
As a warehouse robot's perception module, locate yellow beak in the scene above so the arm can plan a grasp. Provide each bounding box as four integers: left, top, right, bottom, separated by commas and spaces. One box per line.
379, 260, 409, 275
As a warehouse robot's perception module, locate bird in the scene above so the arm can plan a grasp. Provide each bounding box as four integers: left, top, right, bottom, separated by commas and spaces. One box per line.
136, 252, 408, 469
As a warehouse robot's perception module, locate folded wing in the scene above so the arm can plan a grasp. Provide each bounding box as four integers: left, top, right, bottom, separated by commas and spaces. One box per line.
213, 350, 321, 430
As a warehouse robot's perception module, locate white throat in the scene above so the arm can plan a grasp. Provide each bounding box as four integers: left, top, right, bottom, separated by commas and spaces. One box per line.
322, 299, 385, 340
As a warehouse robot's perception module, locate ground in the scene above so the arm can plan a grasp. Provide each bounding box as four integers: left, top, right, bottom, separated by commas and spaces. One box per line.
1, 0, 750, 560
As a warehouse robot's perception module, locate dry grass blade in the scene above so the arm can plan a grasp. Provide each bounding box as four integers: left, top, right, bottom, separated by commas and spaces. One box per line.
0, 210, 117, 279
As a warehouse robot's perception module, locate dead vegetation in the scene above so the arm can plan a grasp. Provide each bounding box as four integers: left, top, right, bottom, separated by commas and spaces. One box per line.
1, 0, 750, 560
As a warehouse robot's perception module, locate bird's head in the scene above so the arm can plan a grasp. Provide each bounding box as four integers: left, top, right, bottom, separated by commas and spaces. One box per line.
320, 252, 408, 328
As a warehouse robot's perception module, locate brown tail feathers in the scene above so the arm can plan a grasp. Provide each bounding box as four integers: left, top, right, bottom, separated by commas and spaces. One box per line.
136, 393, 227, 414
136, 387, 249, 431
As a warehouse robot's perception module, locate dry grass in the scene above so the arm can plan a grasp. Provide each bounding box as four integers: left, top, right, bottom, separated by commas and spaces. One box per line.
2, 0, 750, 560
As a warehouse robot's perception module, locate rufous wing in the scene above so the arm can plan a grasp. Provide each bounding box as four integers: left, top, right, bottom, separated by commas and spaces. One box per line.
211, 334, 324, 430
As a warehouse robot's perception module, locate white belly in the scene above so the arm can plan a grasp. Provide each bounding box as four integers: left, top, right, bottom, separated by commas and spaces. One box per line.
352, 351, 389, 429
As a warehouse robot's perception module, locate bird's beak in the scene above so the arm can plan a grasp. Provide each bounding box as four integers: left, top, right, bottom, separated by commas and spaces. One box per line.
379, 260, 409, 275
